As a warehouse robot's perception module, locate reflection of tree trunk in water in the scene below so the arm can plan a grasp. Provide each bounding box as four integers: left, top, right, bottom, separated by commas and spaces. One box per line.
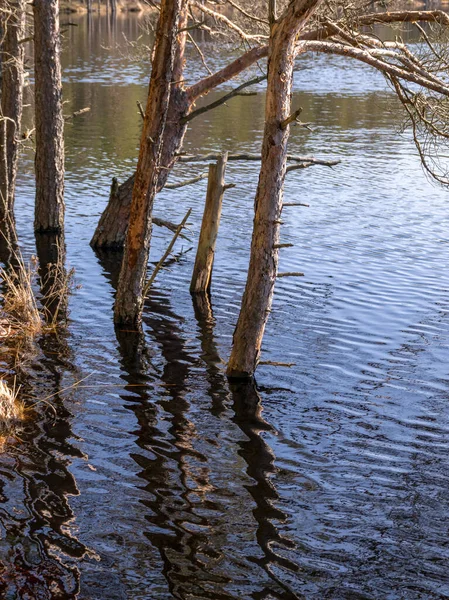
191, 292, 229, 417
115, 292, 232, 598
192, 291, 298, 598
0, 333, 86, 598
96, 251, 226, 597
230, 380, 300, 599
0, 216, 18, 265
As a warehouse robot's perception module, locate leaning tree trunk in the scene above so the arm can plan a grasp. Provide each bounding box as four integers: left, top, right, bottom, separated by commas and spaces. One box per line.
33, 0, 65, 233
90, 86, 190, 249
114, 0, 185, 324
226, 0, 321, 379
0, 0, 26, 224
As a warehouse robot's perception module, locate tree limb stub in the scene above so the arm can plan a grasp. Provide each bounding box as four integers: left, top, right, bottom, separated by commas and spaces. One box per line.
165, 172, 208, 188
280, 107, 302, 130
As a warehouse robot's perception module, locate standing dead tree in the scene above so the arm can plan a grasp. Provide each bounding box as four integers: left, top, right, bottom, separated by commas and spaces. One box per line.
113, 0, 187, 324
91, 7, 449, 252
106, 0, 449, 365
0, 0, 26, 228
33, 0, 65, 233
226, 0, 322, 378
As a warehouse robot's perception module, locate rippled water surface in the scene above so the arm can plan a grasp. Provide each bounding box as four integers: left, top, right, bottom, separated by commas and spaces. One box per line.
2, 12, 449, 600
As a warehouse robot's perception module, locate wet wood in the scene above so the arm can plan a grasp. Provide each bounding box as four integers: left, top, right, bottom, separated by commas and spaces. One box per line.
190, 153, 228, 294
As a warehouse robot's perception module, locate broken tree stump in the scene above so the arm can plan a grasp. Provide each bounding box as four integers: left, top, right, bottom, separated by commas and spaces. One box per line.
190, 152, 228, 294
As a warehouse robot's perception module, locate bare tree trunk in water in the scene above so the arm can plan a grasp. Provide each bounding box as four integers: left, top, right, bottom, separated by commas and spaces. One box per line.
227, 0, 322, 379
90, 88, 189, 249
114, 0, 186, 324
33, 0, 65, 233
0, 0, 26, 225
90, 45, 265, 250
110, 0, 117, 13
86, 0, 92, 12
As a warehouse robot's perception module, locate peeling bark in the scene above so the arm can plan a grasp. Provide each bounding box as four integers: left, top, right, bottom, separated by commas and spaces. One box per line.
227, 0, 322, 379
33, 0, 65, 233
113, 0, 185, 324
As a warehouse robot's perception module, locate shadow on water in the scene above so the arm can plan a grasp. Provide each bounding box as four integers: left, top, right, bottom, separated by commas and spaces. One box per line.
96, 249, 297, 598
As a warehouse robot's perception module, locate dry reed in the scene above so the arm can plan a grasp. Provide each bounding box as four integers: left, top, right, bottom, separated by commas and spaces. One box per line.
0, 379, 24, 437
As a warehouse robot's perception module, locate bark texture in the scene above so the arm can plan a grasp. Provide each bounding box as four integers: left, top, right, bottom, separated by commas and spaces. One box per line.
226, 0, 322, 379
0, 0, 26, 223
190, 153, 227, 293
114, 0, 185, 324
91, 4, 189, 250
33, 0, 65, 233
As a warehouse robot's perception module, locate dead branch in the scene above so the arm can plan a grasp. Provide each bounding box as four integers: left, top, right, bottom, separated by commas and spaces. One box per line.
144, 208, 192, 295
299, 40, 449, 97
190, 1, 267, 42
165, 172, 208, 188
183, 74, 267, 123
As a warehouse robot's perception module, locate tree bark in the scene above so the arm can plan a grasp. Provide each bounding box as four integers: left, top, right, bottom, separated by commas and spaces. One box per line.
91, 4, 189, 250
226, 0, 322, 379
90, 87, 189, 249
33, 0, 65, 233
0, 0, 26, 224
114, 0, 185, 325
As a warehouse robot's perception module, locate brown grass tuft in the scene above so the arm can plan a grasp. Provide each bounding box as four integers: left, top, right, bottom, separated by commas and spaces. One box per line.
0, 379, 24, 437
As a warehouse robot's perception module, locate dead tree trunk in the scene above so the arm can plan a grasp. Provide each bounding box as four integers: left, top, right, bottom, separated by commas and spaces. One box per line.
226, 0, 321, 379
33, 0, 65, 233
90, 87, 190, 249
109, 0, 117, 13
0, 0, 26, 223
90, 48, 266, 250
190, 153, 228, 293
114, 0, 185, 325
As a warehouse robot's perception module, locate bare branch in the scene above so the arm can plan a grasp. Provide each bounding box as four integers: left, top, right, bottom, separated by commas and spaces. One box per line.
183, 74, 266, 123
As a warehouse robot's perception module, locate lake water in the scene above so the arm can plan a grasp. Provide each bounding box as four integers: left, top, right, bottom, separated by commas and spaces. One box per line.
2, 11, 449, 599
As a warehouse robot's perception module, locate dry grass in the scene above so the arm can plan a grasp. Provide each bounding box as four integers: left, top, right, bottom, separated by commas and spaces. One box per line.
0, 256, 42, 339
0, 243, 77, 448
0, 379, 24, 437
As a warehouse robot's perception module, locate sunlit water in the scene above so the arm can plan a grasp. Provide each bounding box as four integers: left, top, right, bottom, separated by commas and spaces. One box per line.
1, 12, 449, 599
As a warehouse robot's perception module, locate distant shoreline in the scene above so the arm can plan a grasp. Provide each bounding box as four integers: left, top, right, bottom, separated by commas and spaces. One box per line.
59, 1, 156, 14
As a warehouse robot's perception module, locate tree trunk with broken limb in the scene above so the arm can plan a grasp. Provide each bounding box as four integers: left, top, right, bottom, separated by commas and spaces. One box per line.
113, 0, 186, 325
90, 9, 449, 251
33, 0, 65, 233
0, 0, 26, 225
226, 0, 321, 379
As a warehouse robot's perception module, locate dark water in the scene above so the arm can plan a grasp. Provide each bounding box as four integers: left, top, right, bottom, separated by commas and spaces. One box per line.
2, 12, 449, 599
